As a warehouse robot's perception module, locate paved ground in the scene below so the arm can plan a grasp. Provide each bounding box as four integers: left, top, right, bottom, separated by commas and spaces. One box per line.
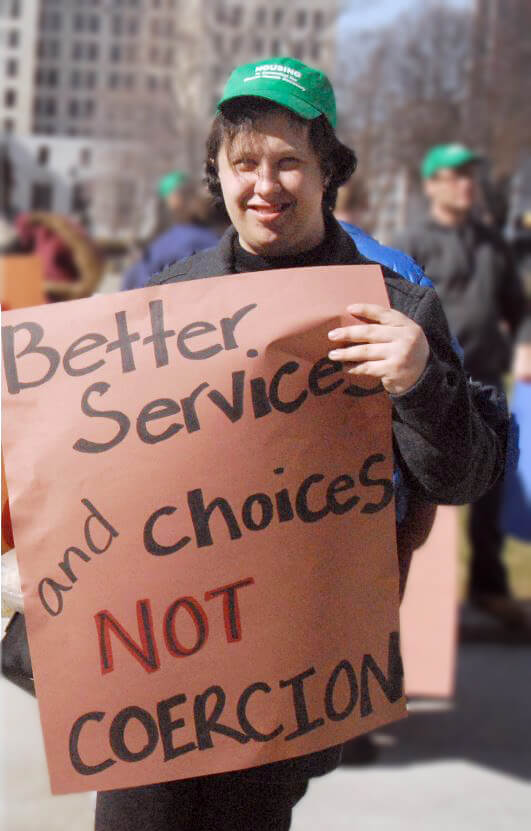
1, 637, 530, 831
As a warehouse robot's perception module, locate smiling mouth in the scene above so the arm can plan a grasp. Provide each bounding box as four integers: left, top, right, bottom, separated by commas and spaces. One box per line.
247, 203, 293, 219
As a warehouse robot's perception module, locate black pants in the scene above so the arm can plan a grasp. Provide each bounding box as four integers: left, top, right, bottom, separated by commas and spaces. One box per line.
468, 473, 508, 596
95, 770, 309, 831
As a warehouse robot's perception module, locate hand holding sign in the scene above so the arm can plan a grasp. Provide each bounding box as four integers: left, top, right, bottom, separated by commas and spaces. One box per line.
328, 304, 430, 395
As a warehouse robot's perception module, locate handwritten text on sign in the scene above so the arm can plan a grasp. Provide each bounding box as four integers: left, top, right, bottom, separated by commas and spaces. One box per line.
1, 265, 405, 794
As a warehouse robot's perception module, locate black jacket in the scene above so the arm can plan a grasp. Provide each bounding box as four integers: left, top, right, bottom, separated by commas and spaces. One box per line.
393, 218, 527, 384
149, 217, 506, 782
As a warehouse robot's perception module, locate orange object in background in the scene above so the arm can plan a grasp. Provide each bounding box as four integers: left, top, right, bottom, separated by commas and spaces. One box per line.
0, 254, 45, 311
2, 456, 14, 554
400, 506, 459, 698
1, 255, 45, 558
1, 266, 406, 794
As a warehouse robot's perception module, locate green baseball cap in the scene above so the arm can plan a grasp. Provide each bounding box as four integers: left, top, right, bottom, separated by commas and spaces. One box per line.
421, 144, 481, 179
157, 170, 189, 198
217, 57, 337, 128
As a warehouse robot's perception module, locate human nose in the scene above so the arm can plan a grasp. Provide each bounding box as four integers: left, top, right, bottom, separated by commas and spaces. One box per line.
254, 164, 281, 198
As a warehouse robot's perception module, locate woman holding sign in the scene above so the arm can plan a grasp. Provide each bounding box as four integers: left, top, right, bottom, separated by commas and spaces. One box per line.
95, 58, 506, 830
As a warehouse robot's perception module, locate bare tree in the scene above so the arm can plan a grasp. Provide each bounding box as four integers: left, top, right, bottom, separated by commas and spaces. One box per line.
338, 2, 474, 182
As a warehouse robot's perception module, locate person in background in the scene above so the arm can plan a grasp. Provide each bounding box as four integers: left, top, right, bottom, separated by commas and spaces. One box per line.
121, 171, 221, 291
394, 143, 528, 627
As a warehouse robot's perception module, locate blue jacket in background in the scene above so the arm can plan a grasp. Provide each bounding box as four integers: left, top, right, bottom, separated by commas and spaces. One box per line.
339, 221, 434, 288
122, 224, 218, 291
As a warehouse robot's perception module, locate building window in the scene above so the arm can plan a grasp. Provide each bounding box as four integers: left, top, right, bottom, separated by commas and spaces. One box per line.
4, 89, 16, 108
127, 17, 139, 35
124, 44, 138, 61
80, 148, 92, 167
6, 57, 17, 77
112, 14, 123, 35
273, 9, 283, 26
314, 11, 324, 29
164, 47, 174, 66
256, 8, 266, 25
84, 99, 95, 117
271, 39, 280, 54
9, 0, 22, 18
51, 10, 61, 29
89, 14, 100, 32
69, 99, 80, 117
253, 37, 263, 53
296, 10, 307, 27
232, 5, 243, 25
37, 146, 50, 166
110, 44, 121, 62
38, 123, 56, 136
8, 29, 19, 47
310, 42, 321, 61
72, 41, 83, 60
115, 179, 136, 227
291, 43, 304, 60
31, 182, 53, 211
4, 118, 15, 133
86, 71, 96, 89
71, 182, 89, 216
38, 67, 59, 87
88, 43, 99, 60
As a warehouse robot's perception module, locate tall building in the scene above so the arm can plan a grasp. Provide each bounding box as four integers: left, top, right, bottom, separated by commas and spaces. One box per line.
0, 0, 39, 135
1, 0, 338, 238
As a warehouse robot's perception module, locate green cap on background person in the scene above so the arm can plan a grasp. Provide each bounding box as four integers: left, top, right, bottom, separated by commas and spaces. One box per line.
421, 143, 481, 179
217, 56, 337, 128
157, 170, 189, 199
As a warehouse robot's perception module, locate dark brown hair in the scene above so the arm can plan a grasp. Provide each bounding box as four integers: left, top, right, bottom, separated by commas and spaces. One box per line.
205, 97, 357, 211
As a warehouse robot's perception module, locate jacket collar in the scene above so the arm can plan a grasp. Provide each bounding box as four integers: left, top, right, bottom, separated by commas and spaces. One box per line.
196, 213, 366, 274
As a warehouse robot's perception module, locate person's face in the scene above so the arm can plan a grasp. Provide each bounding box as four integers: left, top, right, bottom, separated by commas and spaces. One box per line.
424, 162, 478, 215
216, 110, 327, 256
166, 189, 186, 219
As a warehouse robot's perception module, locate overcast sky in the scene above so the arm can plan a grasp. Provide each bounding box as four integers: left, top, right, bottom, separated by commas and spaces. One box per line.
338, 0, 473, 32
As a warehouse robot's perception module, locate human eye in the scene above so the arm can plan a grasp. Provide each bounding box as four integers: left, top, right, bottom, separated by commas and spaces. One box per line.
278, 157, 301, 171
233, 158, 257, 172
